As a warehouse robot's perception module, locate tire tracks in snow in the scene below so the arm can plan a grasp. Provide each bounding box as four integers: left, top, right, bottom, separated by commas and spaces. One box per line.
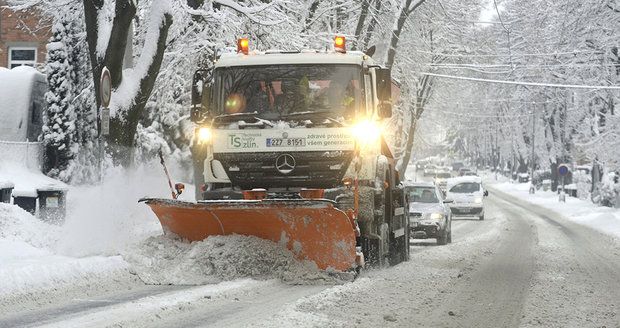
489, 186, 620, 328
418, 195, 536, 327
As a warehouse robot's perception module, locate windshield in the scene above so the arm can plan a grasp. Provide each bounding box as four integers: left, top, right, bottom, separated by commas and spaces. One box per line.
449, 182, 481, 193
408, 187, 439, 203
213, 64, 363, 120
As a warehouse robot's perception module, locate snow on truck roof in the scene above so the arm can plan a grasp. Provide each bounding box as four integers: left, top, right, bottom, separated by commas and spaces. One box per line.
215, 51, 373, 68
0, 66, 46, 142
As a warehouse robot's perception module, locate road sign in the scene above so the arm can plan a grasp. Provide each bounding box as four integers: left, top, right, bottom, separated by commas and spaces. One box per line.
100, 67, 111, 108
558, 164, 570, 177
101, 108, 110, 136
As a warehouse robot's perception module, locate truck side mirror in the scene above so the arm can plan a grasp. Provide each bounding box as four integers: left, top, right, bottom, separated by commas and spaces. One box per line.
191, 71, 211, 123
375, 68, 391, 102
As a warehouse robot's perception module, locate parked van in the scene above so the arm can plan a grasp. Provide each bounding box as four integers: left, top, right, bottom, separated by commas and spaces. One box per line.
0, 66, 47, 142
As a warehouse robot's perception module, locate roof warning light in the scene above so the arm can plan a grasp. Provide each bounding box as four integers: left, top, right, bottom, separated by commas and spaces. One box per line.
237, 38, 249, 55
334, 35, 346, 53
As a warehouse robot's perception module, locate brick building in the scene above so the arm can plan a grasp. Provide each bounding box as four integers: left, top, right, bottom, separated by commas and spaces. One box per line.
0, 1, 51, 68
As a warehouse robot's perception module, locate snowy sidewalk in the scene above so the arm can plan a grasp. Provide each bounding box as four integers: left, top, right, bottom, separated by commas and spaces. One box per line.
488, 181, 620, 240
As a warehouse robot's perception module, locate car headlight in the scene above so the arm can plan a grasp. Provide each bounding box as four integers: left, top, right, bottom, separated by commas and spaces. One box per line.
430, 213, 444, 220
197, 127, 212, 144
474, 197, 483, 204
350, 120, 381, 147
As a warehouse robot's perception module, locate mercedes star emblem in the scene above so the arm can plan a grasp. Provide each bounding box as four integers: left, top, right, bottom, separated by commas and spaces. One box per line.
275, 154, 296, 174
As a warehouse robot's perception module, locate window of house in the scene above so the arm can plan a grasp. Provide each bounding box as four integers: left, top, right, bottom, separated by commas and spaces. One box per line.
9, 47, 37, 68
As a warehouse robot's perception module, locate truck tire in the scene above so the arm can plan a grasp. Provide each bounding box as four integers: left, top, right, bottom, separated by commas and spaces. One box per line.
364, 162, 390, 268
437, 229, 448, 245
388, 186, 410, 265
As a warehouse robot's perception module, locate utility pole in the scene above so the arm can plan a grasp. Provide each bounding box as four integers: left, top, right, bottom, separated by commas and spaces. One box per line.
529, 104, 536, 194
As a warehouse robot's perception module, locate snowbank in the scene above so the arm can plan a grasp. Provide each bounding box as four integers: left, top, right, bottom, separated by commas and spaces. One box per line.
0, 203, 128, 300
124, 234, 351, 285
0, 202, 58, 247
490, 181, 620, 239
0, 163, 176, 300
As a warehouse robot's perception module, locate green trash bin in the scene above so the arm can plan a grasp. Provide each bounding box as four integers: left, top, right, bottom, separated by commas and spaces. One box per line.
37, 188, 67, 224
13, 192, 37, 214
0, 181, 14, 203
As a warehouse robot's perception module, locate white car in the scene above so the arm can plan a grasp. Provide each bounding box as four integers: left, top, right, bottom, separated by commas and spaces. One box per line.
423, 164, 437, 177
445, 176, 488, 220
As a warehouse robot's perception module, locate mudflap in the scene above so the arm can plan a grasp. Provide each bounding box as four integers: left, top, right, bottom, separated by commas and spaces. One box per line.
140, 198, 358, 272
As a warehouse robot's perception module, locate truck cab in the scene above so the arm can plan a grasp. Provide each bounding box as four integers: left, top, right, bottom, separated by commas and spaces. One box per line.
189, 37, 408, 266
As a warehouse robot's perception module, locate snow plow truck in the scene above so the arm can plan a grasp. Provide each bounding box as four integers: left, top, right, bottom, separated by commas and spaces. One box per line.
142, 36, 410, 272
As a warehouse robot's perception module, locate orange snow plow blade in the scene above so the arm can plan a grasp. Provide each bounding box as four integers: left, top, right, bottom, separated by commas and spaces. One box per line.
140, 198, 358, 271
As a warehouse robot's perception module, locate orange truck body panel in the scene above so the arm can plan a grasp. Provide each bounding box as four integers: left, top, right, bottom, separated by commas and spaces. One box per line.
141, 198, 357, 271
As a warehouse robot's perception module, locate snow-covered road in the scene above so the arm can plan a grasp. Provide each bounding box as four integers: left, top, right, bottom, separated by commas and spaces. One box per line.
1, 190, 619, 328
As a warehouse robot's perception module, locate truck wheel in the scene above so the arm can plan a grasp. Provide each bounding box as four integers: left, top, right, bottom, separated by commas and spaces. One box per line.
365, 162, 390, 268
479, 214, 484, 221
447, 230, 452, 243
389, 233, 409, 265
404, 224, 411, 260
362, 232, 388, 268
437, 229, 448, 245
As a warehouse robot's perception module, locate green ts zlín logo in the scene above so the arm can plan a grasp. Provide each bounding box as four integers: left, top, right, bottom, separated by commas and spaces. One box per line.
228, 134, 258, 149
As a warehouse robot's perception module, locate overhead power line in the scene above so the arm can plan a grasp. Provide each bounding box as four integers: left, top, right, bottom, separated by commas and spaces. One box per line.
413, 50, 604, 58
422, 72, 620, 90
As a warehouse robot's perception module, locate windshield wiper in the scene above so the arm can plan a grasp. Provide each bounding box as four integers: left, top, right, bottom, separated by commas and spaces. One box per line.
280, 110, 344, 126
213, 112, 260, 121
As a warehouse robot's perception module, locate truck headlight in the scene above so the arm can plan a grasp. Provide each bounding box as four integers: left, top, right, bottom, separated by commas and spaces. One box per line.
474, 197, 483, 204
351, 120, 381, 146
430, 213, 444, 220
197, 127, 212, 144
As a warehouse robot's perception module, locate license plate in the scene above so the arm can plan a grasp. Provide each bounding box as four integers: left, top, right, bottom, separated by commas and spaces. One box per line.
266, 138, 306, 147
411, 222, 418, 227
459, 207, 471, 213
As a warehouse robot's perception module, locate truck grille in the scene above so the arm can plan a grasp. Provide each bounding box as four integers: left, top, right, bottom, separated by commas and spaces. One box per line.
214, 151, 353, 190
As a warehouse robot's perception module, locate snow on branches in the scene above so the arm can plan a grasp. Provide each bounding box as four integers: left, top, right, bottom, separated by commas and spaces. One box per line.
43, 14, 78, 182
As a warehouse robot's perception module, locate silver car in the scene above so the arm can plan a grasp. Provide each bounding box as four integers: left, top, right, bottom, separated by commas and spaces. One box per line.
446, 176, 488, 220
405, 182, 453, 245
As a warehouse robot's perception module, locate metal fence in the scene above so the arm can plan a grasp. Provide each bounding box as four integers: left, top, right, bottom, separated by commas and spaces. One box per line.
0, 140, 43, 170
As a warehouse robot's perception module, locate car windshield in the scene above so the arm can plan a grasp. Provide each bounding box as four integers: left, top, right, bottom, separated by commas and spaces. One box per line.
408, 187, 439, 203
449, 182, 481, 193
213, 64, 363, 120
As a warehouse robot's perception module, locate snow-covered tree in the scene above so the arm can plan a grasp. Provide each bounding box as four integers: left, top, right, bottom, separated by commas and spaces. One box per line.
43, 16, 77, 181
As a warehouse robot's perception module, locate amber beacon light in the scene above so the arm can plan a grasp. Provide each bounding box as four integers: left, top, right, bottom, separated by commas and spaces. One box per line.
237, 38, 249, 55
334, 35, 346, 53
